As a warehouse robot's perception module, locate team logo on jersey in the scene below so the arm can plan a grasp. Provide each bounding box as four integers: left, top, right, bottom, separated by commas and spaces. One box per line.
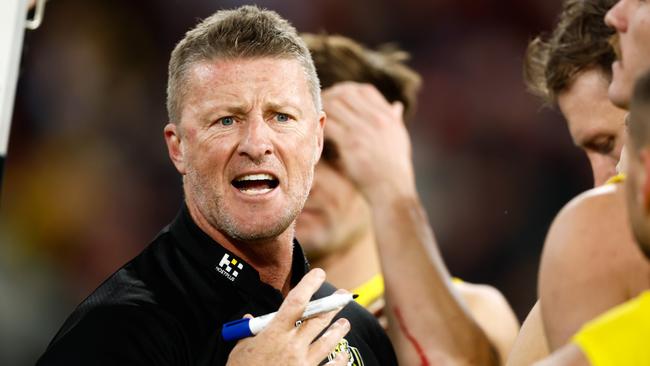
327, 338, 364, 366
216, 254, 243, 282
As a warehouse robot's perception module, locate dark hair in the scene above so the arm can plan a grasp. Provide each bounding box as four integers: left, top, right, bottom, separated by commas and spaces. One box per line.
302, 33, 421, 119
524, 0, 617, 103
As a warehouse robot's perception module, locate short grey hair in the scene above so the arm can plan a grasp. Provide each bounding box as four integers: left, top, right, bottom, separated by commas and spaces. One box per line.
166, 5, 322, 123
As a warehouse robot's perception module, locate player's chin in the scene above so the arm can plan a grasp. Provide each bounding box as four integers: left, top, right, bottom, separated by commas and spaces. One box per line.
234, 209, 297, 239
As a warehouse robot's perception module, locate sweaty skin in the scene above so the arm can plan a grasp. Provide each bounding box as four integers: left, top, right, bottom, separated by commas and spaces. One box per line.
538, 183, 650, 350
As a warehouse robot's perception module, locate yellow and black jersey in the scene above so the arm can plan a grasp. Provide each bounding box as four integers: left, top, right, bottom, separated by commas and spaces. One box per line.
572, 290, 650, 366
38, 205, 397, 366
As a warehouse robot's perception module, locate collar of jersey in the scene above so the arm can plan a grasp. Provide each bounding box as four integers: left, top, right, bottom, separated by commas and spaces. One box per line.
169, 204, 310, 295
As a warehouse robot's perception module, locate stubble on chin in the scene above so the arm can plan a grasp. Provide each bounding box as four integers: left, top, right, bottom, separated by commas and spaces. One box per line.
184, 167, 313, 243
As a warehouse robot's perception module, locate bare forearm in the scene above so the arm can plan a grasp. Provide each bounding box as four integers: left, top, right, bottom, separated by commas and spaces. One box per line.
369, 191, 498, 365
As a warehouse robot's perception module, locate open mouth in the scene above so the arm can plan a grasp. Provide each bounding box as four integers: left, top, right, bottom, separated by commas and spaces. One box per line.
231, 173, 279, 195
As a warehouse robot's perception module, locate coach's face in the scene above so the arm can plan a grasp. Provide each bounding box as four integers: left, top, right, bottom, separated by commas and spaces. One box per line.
165, 57, 325, 242
606, 0, 650, 108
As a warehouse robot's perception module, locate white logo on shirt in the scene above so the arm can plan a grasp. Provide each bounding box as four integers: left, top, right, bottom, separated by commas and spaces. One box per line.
216, 254, 243, 282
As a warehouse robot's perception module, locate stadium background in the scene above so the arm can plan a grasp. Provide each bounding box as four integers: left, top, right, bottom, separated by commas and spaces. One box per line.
0, 0, 590, 364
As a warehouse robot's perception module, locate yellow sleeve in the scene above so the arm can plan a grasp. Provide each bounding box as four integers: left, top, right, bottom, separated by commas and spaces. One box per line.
571, 291, 650, 366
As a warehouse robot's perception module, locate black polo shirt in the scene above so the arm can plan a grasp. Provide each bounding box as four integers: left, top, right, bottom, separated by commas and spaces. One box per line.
37, 206, 397, 365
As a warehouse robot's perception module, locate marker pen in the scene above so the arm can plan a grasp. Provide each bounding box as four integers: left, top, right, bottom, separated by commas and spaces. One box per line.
222, 293, 357, 341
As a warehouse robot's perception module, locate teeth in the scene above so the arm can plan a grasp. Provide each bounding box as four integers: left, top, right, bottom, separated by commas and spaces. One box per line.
236, 173, 275, 182
240, 187, 273, 196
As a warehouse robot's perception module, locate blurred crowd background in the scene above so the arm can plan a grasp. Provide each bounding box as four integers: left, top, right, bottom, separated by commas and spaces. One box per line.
1, 0, 593, 364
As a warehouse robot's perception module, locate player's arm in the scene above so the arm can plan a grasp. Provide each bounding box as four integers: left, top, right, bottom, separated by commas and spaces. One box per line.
533, 344, 590, 366
538, 185, 643, 350
505, 300, 550, 365
456, 282, 520, 364
323, 82, 500, 365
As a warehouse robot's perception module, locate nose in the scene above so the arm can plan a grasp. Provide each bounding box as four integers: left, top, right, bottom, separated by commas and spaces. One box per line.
605, 0, 627, 32
237, 116, 273, 162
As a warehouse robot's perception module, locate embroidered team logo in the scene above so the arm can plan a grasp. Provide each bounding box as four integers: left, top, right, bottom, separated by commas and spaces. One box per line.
327, 338, 364, 366
215, 254, 243, 282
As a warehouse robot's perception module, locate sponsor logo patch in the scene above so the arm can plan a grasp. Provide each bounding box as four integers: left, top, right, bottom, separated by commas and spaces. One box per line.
216, 254, 243, 282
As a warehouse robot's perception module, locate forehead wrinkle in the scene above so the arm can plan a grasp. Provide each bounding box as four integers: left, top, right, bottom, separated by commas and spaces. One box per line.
185, 58, 316, 120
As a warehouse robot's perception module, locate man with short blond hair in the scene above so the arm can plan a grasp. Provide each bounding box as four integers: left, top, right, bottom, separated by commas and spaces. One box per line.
37, 6, 396, 366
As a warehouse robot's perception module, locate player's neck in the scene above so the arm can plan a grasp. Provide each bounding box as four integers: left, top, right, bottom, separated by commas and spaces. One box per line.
312, 228, 380, 291
186, 199, 294, 295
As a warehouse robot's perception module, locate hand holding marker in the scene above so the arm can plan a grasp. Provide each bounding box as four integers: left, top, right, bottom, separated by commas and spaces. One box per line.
222, 292, 358, 341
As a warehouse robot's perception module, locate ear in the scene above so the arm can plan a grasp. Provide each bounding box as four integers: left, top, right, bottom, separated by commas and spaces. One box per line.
314, 110, 326, 161
164, 123, 187, 175
640, 148, 650, 211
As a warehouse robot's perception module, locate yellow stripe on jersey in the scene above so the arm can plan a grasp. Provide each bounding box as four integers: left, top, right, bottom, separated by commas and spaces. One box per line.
352, 274, 464, 309
572, 290, 650, 366
605, 173, 626, 185
352, 274, 384, 308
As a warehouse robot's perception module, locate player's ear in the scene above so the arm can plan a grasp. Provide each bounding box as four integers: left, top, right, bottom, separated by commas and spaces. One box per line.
315, 110, 326, 161
164, 123, 187, 175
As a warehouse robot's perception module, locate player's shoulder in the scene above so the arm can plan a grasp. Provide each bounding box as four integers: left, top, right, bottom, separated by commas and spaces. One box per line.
542, 183, 628, 262
559, 183, 625, 223
38, 303, 188, 366
454, 281, 510, 309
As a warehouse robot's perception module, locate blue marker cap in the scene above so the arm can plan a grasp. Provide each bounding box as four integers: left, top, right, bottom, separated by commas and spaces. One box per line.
222, 318, 253, 341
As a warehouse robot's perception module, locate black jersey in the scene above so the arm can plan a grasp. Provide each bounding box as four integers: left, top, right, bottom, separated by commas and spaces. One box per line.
37, 205, 397, 366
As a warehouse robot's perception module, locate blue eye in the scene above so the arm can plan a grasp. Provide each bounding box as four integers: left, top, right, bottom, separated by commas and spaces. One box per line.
276, 113, 290, 123
220, 117, 235, 126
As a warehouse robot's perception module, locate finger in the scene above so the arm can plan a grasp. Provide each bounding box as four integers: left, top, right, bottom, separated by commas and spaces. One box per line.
350, 83, 395, 114
322, 98, 359, 132
271, 268, 326, 331
307, 318, 351, 365
297, 306, 342, 342
328, 85, 395, 131
323, 350, 351, 366
323, 114, 347, 147
324, 83, 385, 130
354, 82, 392, 106
327, 81, 387, 111
341, 82, 395, 119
